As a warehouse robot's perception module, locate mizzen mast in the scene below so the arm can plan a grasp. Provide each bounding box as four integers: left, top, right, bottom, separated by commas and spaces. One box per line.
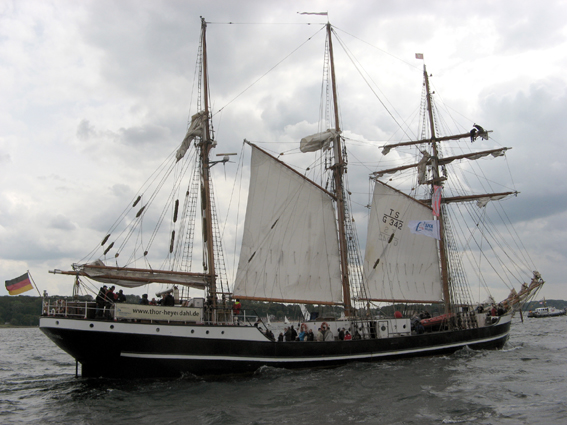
327, 23, 352, 316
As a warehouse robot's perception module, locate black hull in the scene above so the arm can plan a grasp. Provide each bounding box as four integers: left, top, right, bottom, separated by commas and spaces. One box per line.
40, 317, 511, 378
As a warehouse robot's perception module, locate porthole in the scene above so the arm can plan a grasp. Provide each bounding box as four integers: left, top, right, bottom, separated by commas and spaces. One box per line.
89, 324, 94, 328
221, 331, 225, 335
381, 326, 386, 331
110, 325, 114, 329
191, 329, 195, 334
156, 328, 160, 332
403, 324, 406, 329
55, 321, 59, 325
206, 330, 209, 334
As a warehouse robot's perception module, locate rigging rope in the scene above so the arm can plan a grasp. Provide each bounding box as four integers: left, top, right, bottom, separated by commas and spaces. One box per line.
212, 26, 326, 117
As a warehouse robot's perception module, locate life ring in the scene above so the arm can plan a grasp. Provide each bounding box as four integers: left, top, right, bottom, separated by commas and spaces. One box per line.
321, 322, 329, 331
300, 323, 308, 332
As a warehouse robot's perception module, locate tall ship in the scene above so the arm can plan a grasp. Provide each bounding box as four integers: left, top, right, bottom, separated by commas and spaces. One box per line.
40, 18, 544, 378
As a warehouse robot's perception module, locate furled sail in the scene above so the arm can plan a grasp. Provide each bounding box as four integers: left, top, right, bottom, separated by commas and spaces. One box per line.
233, 145, 343, 304
299, 129, 338, 153
79, 261, 207, 289
176, 110, 207, 161
363, 180, 443, 303
372, 147, 509, 180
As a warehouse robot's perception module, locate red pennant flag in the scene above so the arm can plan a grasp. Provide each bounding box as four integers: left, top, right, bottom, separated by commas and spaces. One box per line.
432, 185, 442, 217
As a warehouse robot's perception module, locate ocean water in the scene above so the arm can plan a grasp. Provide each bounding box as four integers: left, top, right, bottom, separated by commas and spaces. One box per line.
1, 317, 566, 425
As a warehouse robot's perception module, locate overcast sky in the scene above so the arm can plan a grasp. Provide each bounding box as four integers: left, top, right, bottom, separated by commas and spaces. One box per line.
1, 0, 566, 302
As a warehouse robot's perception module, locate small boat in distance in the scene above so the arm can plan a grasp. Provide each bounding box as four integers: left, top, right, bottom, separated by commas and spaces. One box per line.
40, 17, 544, 378
528, 306, 566, 318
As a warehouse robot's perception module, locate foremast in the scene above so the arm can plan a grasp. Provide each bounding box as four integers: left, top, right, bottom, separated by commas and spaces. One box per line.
327, 23, 353, 316
198, 17, 218, 310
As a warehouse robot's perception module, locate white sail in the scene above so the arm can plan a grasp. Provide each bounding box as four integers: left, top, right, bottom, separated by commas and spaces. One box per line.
234, 145, 343, 304
363, 180, 443, 303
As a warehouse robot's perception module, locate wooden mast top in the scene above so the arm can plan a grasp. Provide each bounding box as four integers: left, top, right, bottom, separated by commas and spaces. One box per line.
327, 23, 352, 316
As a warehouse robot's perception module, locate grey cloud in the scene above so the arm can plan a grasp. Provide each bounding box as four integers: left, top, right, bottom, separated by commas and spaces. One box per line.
0, 152, 11, 164
49, 214, 76, 231
118, 124, 171, 146
494, 4, 567, 54
77, 119, 97, 140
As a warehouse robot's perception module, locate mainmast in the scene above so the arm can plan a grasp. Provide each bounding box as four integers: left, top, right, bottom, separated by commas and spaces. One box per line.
423, 65, 451, 313
199, 17, 217, 309
327, 23, 352, 316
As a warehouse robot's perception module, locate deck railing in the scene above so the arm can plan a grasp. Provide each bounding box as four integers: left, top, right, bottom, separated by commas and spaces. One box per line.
41, 298, 239, 325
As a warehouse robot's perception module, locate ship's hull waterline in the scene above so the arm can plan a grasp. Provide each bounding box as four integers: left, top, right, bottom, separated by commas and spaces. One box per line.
40, 316, 511, 378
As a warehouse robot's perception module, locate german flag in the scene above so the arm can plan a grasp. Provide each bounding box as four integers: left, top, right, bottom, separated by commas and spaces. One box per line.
5, 273, 33, 295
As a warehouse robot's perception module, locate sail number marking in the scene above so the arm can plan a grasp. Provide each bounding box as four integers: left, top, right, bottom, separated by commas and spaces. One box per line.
382, 209, 404, 230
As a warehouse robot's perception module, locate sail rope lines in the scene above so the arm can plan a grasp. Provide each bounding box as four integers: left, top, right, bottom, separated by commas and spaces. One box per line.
425, 77, 536, 282
331, 28, 416, 142
79, 145, 191, 268
422, 92, 531, 296
211, 26, 326, 118
219, 142, 248, 287
438, 138, 531, 289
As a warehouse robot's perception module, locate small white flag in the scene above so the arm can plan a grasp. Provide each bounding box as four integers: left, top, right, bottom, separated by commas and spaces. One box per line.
408, 220, 440, 240
415, 53, 424, 60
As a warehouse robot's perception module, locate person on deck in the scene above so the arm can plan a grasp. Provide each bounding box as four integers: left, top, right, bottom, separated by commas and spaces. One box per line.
163, 293, 175, 306
140, 294, 150, 305
232, 299, 241, 316
290, 325, 298, 341
105, 286, 116, 305
104, 286, 116, 318
307, 329, 314, 341
266, 329, 275, 341
95, 286, 107, 317
116, 289, 126, 303
344, 331, 352, 340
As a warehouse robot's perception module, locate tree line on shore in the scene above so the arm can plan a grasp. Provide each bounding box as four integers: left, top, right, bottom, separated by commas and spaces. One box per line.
1, 295, 564, 327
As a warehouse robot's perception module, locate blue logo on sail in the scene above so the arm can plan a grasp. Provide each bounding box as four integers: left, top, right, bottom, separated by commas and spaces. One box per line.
408, 220, 440, 240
